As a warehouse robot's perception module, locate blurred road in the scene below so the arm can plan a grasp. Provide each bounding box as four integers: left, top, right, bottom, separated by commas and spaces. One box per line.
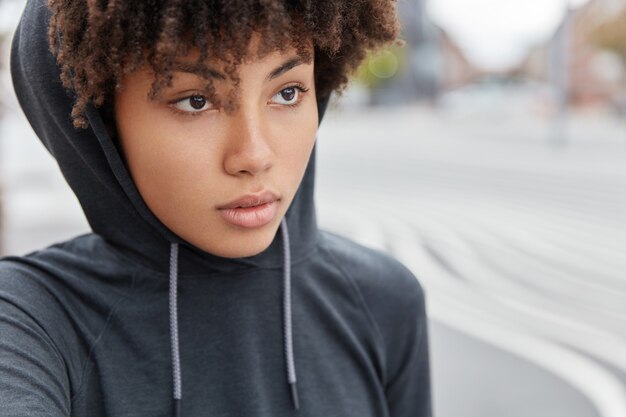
315, 103, 626, 417
2, 97, 626, 416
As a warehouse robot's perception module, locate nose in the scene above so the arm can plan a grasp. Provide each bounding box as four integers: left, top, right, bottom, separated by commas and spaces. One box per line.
223, 110, 274, 176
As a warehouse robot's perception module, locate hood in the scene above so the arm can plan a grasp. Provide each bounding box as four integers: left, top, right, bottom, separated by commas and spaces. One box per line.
10, 0, 330, 277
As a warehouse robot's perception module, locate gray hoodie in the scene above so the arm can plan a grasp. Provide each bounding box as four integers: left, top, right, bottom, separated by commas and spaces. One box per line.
0, 0, 432, 416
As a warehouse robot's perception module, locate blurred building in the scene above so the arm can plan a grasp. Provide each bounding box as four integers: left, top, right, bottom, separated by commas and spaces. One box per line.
437, 27, 479, 91
518, 0, 626, 110
366, 0, 478, 106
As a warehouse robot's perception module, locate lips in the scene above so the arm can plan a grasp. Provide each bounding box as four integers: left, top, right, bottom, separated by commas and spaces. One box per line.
218, 190, 280, 210
217, 190, 281, 228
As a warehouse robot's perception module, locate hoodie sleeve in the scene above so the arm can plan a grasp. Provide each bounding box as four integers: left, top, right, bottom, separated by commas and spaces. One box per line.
0, 268, 71, 416
381, 273, 432, 417
344, 245, 432, 417
324, 233, 433, 417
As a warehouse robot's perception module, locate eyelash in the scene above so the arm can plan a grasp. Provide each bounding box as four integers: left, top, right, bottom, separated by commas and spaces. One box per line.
167, 94, 214, 117
168, 83, 310, 117
273, 83, 310, 110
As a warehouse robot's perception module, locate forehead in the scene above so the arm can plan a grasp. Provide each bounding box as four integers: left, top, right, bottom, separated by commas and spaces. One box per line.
176, 31, 312, 68
164, 34, 314, 89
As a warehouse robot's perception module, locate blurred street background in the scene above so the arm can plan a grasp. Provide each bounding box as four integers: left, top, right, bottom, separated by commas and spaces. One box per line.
1, 0, 626, 416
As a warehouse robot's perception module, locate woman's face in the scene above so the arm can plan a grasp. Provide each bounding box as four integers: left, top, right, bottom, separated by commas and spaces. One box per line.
114, 35, 318, 258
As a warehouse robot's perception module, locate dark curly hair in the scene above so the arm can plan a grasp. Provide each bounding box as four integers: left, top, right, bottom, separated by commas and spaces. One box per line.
46, 0, 403, 129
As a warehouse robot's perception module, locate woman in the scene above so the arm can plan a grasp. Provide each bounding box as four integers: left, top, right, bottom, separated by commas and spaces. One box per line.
1, 0, 432, 416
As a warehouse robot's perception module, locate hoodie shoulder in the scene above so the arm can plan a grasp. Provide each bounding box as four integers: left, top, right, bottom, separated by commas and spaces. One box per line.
0, 247, 74, 415
0, 234, 137, 324
317, 230, 426, 316
0, 234, 140, 414
317, 230, 431, 415
0, 236, 135, 382
316, 231, 426, 341
0, 236, 107, 352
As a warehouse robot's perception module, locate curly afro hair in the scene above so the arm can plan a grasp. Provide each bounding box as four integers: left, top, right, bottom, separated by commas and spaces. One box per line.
46, 0, 403, 129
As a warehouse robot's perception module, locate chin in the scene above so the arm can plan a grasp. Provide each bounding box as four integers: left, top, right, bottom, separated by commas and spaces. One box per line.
198, 229, 277, 259
218, 244, 271, 259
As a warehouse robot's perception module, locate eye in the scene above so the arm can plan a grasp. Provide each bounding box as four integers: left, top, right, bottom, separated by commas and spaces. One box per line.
271, 85, 308, 106
171, 95, 212, 114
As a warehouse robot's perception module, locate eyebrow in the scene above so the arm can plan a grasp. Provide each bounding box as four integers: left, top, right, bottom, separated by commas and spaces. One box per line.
171, 63, 226, 80
171, 56, 305, 81
266, 56, 304, 81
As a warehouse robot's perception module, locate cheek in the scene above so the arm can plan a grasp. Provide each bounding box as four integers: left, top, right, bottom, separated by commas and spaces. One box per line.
116, 110, 225, 213
273, 103, 318, 179
136, 137, 224, 210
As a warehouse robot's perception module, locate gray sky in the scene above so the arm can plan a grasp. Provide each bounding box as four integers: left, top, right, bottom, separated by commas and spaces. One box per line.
427, 0, 591, 71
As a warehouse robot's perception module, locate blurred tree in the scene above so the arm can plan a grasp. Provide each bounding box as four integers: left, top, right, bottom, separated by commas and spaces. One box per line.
590, 8, 626, 62
589, 8, 626, 116
354, 44, 408, 90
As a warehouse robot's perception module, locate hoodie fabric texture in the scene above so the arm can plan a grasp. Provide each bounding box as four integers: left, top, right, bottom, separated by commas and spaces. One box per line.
0, 1, 432, 416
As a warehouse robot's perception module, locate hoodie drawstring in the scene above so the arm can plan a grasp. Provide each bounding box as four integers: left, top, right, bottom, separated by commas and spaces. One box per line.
167, 218, 298, 416
280, 217, 299, 410
169, 242, 182, 417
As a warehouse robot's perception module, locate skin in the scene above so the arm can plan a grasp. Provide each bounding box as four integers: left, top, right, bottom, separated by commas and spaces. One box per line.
114, 34, 318, 258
